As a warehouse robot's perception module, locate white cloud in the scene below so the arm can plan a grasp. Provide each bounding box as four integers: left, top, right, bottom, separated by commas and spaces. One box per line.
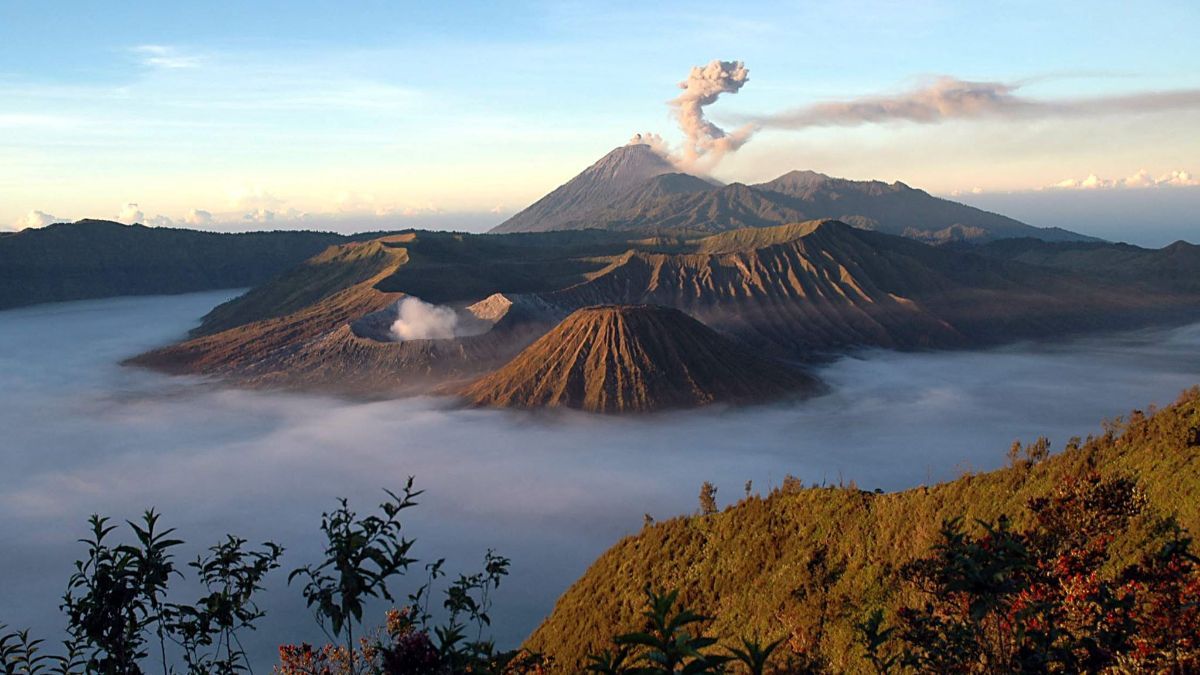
1047, 169, 1199, 190
333, 190, 377, 214
184, 209, 213, 226
228, 187, 285, 211
9, 210, 65, 231
144, 214, 178, 228
132, 45, 201, 70
117, 203, 145, 224
242, 208, 276, 223
1156, 169, 1199, 187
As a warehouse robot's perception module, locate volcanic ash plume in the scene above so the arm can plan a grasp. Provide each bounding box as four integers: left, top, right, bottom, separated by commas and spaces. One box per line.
391, 297, 459, 342
671, 60, 755, 172
630, 60, 756, 174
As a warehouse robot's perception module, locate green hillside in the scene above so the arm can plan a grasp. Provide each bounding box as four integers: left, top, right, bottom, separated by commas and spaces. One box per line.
528, 387, 1200, 672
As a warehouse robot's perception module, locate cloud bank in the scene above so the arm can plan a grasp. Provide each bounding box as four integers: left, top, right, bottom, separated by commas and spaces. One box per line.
1049, 169, 1199, 190
3, 292, 1200, 664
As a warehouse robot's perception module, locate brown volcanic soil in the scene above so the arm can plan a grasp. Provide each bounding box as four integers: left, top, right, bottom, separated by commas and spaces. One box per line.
461, 305, 821, 414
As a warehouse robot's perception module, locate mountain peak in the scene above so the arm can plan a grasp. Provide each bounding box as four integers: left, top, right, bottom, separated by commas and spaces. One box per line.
461, 304, 819, 413
771, 169, 832, 186
491, 144, 681, 233
581, 143, 677, 189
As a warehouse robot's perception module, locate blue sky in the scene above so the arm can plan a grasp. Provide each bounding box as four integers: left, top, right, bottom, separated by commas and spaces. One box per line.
2, 0, 1198, 233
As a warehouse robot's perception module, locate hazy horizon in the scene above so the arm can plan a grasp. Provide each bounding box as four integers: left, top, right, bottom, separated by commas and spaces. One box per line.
10, 181, 1197, 249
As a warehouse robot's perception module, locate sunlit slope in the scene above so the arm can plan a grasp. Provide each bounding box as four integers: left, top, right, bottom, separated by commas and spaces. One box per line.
462, 305, 821, 413
527, 388, 1200, 671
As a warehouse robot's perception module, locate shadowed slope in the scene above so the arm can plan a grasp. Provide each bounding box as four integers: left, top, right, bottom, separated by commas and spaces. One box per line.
755, 170, 1091, 242
462, 305, 820, 413
965, 237, 1200, 293
0, 220, 347, 310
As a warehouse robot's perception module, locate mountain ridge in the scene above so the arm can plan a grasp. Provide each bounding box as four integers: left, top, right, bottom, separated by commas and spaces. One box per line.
490, 146, 1096, 243
128, 221, 1200, 401
0, 220, 349, 310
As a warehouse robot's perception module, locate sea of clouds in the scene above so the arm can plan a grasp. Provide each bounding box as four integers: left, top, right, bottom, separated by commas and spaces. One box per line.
2, 291, 1199, 666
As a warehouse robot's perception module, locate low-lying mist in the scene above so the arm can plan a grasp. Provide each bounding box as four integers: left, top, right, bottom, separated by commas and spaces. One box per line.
2, 291, 1199, 666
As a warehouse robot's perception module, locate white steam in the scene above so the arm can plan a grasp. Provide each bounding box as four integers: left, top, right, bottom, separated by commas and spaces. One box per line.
390, 297, 459, 342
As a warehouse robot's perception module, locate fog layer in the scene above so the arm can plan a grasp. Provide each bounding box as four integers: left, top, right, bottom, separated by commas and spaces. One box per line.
2, 292, 1199, 663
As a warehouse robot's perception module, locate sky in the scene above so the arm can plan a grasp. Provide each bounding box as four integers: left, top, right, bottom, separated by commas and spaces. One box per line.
2, 0, 1199, 236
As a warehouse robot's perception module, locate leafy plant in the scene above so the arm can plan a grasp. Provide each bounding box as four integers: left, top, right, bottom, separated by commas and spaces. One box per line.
853, 609, 896, 675
606, 587, 729, 674
725, 636, 784, 675
288, 480, 421, 666
61, 511, 183, 675
166, 536, 284, 674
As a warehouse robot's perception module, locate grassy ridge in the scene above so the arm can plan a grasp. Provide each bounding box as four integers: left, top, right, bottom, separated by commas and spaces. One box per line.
527, 388, 1200, 672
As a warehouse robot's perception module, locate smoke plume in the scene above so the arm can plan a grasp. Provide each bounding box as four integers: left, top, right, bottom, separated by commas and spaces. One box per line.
631, 60, 756, 174
749, 76, 1200, 130
671, 60, 755, 172
390, 297, 459, 342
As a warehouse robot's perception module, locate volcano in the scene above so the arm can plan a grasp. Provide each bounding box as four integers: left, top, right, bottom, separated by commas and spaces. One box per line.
491, 143, 679, 234
491, 146, 1095, 243
461, 304, 820, 413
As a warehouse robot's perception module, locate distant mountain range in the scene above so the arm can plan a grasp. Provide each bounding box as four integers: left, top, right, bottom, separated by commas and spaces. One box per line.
6, 152, 1198, 412
492, 143, 1093, 243
131, 220, 1200, 408
0, 220, 348, 310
